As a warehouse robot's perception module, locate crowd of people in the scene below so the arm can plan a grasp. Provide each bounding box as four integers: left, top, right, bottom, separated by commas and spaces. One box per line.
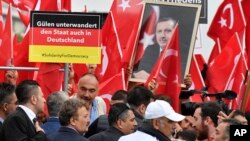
0, 67, 249, 141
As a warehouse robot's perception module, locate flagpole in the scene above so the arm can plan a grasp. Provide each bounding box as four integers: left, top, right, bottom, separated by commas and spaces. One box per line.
240, 70, 250, 112
10, 3, 13, 65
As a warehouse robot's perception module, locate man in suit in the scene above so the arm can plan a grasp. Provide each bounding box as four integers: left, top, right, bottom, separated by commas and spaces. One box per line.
88, 103, 137, 141
0, 82, 17, 130
41, 91, 69, 135
133, 17, 176, 80
47, 98, 90, 141
0, 80, 46, 141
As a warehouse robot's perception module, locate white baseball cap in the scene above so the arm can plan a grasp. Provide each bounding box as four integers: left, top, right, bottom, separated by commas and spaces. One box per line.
145, 100, 185, 122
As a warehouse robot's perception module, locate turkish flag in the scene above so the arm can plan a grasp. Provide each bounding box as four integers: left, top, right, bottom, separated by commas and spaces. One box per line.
208, 38, 222, 64
3, 0, 37, 11
100, 12, 123, 83
207, 0, 245, 47
241, 0, 250, 22
189, 54, 206, 102
145, 24, 181, 111
17, 9, 30, 27
110, 0, 143, 50
134, 5, 159, 64
226, 54, 248, 109
206, 33, 242, 93
0, 4, 12, 67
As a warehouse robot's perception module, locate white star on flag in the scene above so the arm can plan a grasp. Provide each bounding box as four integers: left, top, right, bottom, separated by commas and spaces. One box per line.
218, 17, 227, 28
13, 0, 20, 5
140, 32, 155, 50
118, 0, 131, 12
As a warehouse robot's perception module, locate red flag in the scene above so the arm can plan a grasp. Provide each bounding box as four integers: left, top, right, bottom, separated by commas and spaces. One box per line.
17, 8, 30, 27
110, 0, 144, 75
0, 4, 13, 66
100, 12, 123, 83
208, 38, 222, 64
241, 0, 250, 22
3, 0, 37, 11
36, 63, 64, 100
0, 0, 3, 47
206, 33, 242, 93
189, 54, 206, 102
99, 69, 126, 99
134, 5, 159, 64
227, 54, 248, 109
145, 24, 181, 111
13, 31, 37, 83
110, 0, 143, 50
207, 0, 246, 48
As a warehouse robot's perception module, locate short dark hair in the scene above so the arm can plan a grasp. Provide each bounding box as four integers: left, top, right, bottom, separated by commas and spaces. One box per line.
221, 119, 242, 139
127, 85, 154, 108
195, 101, 222, 126
111, 90, 128, 102
157, 17, 177, 27
15, 80, 40, 104
47, 91, 68, 116
59, 98, 88, 126
108, 103, 130, 126
0, 82, 16, 105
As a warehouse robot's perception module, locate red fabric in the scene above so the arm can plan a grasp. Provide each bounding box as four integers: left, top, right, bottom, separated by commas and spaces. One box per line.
17, 9, 30, 27
189, 54, 205, 102
0, 5, 12, 67
13, 32, 36, 83
36, 63, 64, 100
194, 54, 207, 72
145, 24, 181, 111
110, 0, 143, 50
241, 0, 250, 22
208, 39, 222, 65
100, 12, 123, 83
0, 0, 4, 82
3, 0, 37, 11
206, 33, 242, 93
227, 54, 248, 109
207, 0, 245, 48
134, 5, 159, 64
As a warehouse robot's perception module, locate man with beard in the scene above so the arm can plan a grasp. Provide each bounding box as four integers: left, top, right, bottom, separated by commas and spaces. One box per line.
193, 101, 222, 141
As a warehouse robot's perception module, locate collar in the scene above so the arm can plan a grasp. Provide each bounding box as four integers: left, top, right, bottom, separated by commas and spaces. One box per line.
18, 105, 36, 123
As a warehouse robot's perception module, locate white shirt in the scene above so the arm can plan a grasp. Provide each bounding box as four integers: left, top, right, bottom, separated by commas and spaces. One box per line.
18, 105, 36, 124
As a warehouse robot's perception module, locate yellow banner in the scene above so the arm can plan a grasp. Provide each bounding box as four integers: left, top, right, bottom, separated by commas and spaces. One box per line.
29, 45, 101, 64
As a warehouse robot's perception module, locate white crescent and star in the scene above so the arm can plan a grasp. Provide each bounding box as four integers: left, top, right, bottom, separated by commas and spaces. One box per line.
218, 3, 234, 29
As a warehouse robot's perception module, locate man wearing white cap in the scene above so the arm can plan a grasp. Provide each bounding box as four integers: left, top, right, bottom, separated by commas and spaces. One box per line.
118, 100, 185, 141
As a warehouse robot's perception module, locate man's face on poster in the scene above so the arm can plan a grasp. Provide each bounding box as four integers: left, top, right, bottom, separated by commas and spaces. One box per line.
155, 20, 175, 50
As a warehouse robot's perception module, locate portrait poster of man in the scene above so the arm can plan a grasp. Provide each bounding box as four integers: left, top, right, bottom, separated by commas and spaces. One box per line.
131, 1, 201, 82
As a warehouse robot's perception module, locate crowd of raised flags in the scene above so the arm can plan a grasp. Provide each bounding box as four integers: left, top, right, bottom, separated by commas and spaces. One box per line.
0, 0, 250, 112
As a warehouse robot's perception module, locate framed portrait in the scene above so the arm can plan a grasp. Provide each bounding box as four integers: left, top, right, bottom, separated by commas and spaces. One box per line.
130, 0, 201, 83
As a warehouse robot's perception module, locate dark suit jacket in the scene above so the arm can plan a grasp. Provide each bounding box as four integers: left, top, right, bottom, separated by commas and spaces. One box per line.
88, 127, 124, 141
47, 126, 89, 141
135, 44, 160, 73
0, 107, 46, 141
